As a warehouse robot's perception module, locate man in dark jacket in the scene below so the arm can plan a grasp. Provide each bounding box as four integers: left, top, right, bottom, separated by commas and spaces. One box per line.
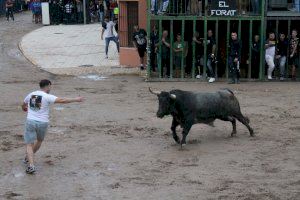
276, 33, 288, 81
228, 32, 242, 84
251, 35, 260, 78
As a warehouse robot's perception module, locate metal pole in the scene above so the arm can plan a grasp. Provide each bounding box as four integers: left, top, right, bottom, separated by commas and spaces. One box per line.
181, 20, 185, 79
259, 0, 266, 80
83, 0, 86, 24
226, 20, 230, 79
192, 18, 196, 79
170, 20, 174, 79
248, 20, 253, 79
158, 19, 163, 78
146, 0, 151, 79
215, 20, 219, 79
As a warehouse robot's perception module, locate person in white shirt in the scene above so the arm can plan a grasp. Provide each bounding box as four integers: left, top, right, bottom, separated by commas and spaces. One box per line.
265, 32, 276, 80
101, 16, 119, 59
22, 79, 84, 174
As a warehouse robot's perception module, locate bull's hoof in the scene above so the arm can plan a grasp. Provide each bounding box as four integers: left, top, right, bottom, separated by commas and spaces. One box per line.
173, 136, 180, 144
250, 131, 255, 137
180, 141, 186, 148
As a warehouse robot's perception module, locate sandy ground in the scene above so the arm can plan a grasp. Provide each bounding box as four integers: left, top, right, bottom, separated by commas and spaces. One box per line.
0, 12, 300, 200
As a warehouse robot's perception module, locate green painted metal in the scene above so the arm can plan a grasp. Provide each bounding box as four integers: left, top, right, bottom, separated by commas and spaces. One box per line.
145, 0, 298, 81
259, 0, 266, 80
215, 20, 219, 78
158, 19, 162, 78
146, 0, 151, 79
181, 20, 185, 79
192, 19, 196, 79
226, 20, 230, 79
248, 20, 253, 79
170, 20, 174, 78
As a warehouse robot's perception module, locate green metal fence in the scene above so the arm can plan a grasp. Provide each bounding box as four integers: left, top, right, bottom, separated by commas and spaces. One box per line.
146, 0, 267, 81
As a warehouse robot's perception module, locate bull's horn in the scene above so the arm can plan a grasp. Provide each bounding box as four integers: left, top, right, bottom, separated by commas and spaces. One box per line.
170, 94, 176, 99
149, 87, 161, 95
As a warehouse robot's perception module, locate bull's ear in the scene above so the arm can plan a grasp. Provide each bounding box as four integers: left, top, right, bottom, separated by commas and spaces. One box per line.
170, 94, 176, 100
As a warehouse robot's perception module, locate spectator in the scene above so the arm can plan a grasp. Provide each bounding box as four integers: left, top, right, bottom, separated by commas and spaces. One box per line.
173, 33, 188, 77
205, 29, 217, 83
109, 0, 117, 20
192, 31, 203, 78
190, 0, 201, 15
76, 0, 83, 23
265, 32, 276, 80
251, 0, 259, 14
5, 0, 14, 21
161, 30, 171, 77
132, 25, 147, 70
157, 0, 169, 15
89, 1, 97, 23
251, 35, 260, 78
276, 33, 288, 81
32, 0, 42, 24
101, 16, 119, 59
289, 29, 299, 80
65, 0, 73, 24
150, 25, 159, 72
97, 0, 105, 23
228, 32, 242, 84
238, 0, 248, 15
294, 0, 300, 12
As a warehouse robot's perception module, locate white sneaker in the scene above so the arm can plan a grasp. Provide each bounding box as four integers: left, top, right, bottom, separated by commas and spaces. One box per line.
196, 74, 201, 79
208, 77, 215, 83
268, 76, 272, 80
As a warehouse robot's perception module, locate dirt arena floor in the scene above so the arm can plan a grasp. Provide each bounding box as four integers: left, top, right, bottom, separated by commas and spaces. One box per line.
0, 12, 299, 200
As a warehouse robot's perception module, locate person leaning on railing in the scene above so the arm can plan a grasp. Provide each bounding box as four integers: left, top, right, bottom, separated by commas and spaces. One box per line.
265, 32, 276, 80
173, 33, 188, 78
5, 0, 14, 21
289, 29, 299, 80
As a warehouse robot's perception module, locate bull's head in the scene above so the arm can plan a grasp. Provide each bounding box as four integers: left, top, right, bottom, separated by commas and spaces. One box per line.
149, 87, 176, 118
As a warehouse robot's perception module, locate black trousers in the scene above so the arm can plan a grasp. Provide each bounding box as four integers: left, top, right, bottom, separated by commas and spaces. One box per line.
161, 57, 170, 77
228, 56, 240, 80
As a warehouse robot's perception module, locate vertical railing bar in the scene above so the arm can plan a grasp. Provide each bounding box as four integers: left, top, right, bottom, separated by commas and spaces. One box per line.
215, 20, 219, 79
158, 19, 163, 78
181, 19, 185, 79
170, 20, 174, 79
248, 19, 253, 79
287, 19, 291, 79
146, 0, 151, 79
226, 20, 230, 79
192, 18, 196, 79
259, 0, 266, 80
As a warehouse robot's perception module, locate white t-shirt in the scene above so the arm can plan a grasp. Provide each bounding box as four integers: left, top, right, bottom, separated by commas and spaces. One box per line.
105, 21, 115, 38
24, 91, 57, 123
265, 40, 276, 58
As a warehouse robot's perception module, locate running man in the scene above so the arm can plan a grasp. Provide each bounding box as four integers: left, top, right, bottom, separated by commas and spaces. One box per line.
22, 80, 84, 174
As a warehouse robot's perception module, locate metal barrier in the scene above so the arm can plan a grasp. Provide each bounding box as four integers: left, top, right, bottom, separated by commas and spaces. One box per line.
146, 0, 267, 80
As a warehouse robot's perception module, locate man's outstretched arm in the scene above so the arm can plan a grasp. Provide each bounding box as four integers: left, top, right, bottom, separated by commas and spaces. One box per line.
54, 97, 84, 104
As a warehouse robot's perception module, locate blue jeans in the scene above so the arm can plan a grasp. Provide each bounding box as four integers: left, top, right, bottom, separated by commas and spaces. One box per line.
207, 58, 215, 77
98, 11, 104, 22
105, 36, 119, 56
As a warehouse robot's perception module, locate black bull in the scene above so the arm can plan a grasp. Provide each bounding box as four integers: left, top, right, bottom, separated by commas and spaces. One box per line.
149, 88, 254, 146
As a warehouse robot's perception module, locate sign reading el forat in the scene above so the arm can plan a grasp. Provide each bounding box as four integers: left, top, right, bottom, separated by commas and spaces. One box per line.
210, 0, 237, 16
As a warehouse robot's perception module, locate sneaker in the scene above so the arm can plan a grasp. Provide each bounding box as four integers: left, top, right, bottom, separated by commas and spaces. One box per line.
268, 76, 272, 80
208, 77, 215, 83
140, 65, 145, 70
280, 77, 284, 81
196, 74, 201, 79
26, 165, 36, 174
105, 55, 108, 59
